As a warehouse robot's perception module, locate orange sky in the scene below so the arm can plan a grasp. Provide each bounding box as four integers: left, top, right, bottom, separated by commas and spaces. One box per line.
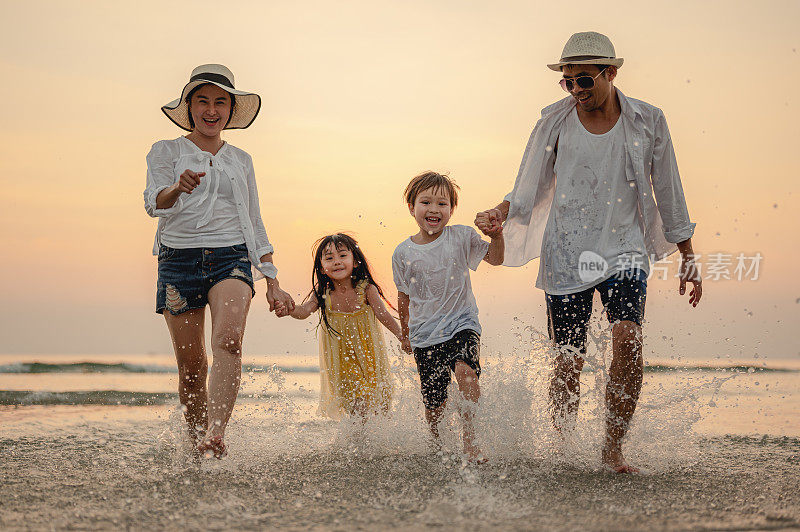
1, 1, 798, 363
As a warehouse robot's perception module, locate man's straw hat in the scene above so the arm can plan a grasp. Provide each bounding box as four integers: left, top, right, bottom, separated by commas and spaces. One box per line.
547, 32, 624, 71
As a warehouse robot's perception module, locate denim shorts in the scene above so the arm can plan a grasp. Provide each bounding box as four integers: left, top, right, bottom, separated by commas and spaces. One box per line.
413, 329, 481, 410
156, 244, 255, 315
545, 269, 647, 355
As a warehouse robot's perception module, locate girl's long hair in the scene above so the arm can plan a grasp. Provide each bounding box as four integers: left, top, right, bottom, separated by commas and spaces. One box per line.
310, 233, 395, 336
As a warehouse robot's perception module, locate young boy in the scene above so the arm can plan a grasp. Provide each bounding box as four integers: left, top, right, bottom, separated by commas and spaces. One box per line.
392, 171, 504, 462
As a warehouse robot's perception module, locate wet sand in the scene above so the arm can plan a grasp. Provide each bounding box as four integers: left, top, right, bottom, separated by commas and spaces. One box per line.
2, 408, 799, 531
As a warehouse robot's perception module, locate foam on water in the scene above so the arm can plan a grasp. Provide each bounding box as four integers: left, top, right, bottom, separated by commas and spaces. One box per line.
145, 318, 736, 475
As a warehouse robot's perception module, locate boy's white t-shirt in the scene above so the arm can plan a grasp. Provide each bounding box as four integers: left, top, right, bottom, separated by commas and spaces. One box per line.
392, 224, 490, 349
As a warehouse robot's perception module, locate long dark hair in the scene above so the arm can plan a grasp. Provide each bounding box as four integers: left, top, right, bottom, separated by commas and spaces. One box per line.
309, 233, 395, 336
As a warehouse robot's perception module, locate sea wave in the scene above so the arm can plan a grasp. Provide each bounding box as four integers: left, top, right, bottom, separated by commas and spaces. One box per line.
643, 364, 795, 373
0, 390, 299, 406
0, 362, 319, 374
1, 361, 794, 375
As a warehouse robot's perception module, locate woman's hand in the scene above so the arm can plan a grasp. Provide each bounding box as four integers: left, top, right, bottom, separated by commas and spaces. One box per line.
175, 169, 205, 194
274, 301, 290, 317
266, 281, 295, 314
155, 169, 206, 210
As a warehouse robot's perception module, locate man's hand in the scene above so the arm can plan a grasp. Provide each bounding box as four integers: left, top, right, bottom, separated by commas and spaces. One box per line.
678, 254, 702, 307
475, 208, 504, 237
266, 281, 295, 314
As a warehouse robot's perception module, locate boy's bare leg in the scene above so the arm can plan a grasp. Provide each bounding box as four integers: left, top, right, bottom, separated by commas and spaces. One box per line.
164, 307, 208, 445
454, 361, 485, 463
603, 320, 643, 473
204, 279, 252, 445
549, 348, 585, 434
425, 403, 445, 439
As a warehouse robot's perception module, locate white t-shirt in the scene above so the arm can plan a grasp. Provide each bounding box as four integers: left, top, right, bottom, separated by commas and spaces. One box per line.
538, 108, 649, 295
392, 225, 490, 349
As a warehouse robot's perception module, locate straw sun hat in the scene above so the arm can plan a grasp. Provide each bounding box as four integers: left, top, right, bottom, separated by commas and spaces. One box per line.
547, 32, 624, 71
161, 64, 261, 131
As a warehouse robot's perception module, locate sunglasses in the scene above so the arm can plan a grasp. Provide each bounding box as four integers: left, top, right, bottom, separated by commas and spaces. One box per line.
558, 68, 607, 92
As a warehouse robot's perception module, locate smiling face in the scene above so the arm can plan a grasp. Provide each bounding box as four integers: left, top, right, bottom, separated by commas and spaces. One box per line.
562, 64, 616, 113
188, 84, 232, 138
320, 243, 356, 283
409, 186, 453, 236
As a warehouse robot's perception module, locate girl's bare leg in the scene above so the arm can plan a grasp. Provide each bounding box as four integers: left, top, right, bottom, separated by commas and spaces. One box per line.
205, 279, 252, 441
163, 308, 207, 443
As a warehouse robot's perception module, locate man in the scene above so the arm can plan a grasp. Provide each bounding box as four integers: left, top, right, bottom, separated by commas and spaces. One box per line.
476, 31, 702, 473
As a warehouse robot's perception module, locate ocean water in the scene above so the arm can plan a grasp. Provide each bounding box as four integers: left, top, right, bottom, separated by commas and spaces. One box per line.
2, 337, 799, 530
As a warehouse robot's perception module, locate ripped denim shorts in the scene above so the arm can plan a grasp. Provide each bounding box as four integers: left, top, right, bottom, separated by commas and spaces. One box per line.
156, 244, 255, 315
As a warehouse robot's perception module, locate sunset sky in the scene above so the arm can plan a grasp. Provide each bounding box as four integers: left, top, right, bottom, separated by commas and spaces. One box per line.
1, 0, 798, 364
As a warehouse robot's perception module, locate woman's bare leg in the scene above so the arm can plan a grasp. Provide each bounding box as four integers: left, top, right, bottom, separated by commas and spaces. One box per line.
204, 279, 252, 440
163, 308, 207, 443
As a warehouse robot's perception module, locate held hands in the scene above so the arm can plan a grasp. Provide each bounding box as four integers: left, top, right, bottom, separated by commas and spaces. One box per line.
475, 208, 504, 238
678, 254, 703, 307
175, 169, 205, 194
401, 336, 412, 355
266, 281, 295, 317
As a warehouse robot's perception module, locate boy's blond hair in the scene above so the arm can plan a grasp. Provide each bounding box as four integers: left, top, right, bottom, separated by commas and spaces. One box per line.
404, 171, 460, 208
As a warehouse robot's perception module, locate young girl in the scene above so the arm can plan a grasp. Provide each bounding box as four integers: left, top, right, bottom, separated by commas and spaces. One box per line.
276, 234, 404, 419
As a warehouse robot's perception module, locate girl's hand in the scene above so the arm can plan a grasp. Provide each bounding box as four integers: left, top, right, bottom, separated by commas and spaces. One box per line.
401, 337, 412, 354
175, 169, 205, 194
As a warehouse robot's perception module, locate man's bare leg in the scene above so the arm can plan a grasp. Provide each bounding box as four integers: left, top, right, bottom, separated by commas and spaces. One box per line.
201, 279, 252, 454
549, 347, 585, 434
603, 320, 643, 473
164, 307, 207, 445
453, 361, 484, 462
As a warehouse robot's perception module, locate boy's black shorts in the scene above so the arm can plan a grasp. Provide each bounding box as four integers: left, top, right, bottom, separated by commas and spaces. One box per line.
413, 329, 481, 410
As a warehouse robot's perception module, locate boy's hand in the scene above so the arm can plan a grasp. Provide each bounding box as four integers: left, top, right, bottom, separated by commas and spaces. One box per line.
475, 209, 503, 237
482, 224, 503, 238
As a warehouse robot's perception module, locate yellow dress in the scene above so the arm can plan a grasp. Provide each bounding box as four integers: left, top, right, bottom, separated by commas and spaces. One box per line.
318, 280, 393, 419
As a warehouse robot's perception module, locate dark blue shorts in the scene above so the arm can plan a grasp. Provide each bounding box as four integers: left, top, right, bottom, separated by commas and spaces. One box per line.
156, 244, 255, 316
413, 329, 481, 410
545, 269, 647, 355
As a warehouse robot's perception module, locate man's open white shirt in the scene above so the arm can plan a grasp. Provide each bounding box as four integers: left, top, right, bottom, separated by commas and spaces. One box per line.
502, 89, 695, 294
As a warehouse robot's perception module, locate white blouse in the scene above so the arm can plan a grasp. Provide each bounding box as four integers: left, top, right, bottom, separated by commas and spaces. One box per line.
144, 136, 277, 279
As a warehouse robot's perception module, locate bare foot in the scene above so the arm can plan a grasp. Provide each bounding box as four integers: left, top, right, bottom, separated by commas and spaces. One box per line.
464, 443, 488, 464
197, 435, 227, 460
602, 446, 638, 474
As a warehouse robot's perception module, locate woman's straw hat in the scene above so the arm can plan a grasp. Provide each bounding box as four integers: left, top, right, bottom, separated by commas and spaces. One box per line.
161, 64, 261, 131
547, 32, 624, 71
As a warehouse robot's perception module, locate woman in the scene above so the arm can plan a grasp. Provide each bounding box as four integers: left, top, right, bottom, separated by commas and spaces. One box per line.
144, 64, 294, 458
